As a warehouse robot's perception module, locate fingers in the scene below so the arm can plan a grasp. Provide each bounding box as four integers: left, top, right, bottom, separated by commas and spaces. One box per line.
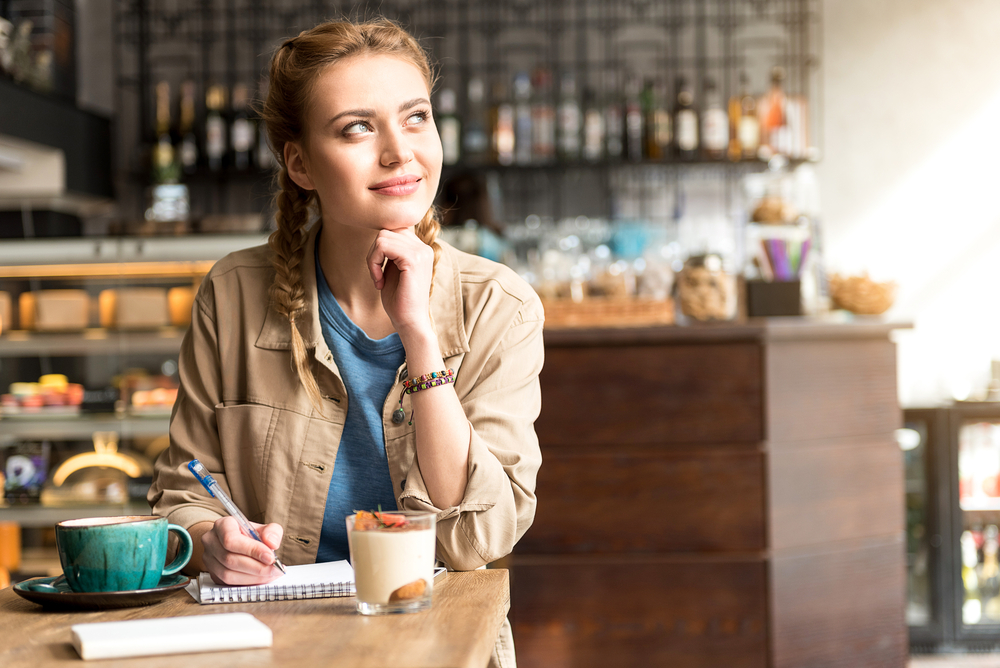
258, 522, 283, 551
366, 229, 434, 290
202, 517, 283, 586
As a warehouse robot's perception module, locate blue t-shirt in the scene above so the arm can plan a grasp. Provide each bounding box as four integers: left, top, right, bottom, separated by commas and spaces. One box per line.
314, 254, 404, 562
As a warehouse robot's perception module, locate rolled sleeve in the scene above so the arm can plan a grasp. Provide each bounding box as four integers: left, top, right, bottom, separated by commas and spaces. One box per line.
400, 308, 544, 571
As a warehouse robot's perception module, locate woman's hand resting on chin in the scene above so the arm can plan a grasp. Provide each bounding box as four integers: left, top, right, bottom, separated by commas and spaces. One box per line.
366, 227, 436, 337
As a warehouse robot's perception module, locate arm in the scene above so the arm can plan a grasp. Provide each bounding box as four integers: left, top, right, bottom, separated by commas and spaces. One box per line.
148, 285, 283, 584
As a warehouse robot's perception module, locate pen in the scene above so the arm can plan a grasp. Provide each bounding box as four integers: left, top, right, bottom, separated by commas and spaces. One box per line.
187, 459, 287, 574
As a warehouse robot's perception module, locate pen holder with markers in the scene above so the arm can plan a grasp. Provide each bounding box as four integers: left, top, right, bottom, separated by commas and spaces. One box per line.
744, 219, 812, 317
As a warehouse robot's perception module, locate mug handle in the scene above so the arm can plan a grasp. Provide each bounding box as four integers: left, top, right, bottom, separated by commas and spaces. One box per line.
162, 524, 193, 576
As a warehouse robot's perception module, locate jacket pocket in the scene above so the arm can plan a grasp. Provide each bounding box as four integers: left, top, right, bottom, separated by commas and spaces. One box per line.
214, 402, 279, 520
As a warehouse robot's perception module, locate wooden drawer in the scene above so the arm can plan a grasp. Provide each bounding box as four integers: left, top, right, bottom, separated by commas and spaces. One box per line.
518, 447, 766, 553
537, 343, 763, 446
511, 557, 768, 668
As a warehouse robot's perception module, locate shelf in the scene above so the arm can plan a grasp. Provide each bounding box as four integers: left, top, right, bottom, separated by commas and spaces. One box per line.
0, 501, 152, 528
0, 328, 185, 357
0, 412, 170, 440
0, 232, 269, 271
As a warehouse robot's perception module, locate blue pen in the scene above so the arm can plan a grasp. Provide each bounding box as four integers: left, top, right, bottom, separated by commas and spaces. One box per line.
187, 459, 287, 574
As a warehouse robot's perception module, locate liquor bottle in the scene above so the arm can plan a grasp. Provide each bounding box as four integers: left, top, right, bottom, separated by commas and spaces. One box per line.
737, 73, 760, 160
513, 72, 532, 165
257, 76, 275, 170
178, 80, 199, 175
557, 72, 581, 162
437, 87, 461, 166
463, 76, 489, 163
490, 82, 515, 166
604, 73, 624, 160
624, 75, 643, 162
582, 86, 605, 162
727, 74, 743, 161
673, 76, 698, 160
700, 78, 727, 160
204, 84, 227, 172
530, 68, 555, 164
230, 83, 254, 171
758, 66, 786, 159
641, 77, 670, 160
152, 81, 179, 184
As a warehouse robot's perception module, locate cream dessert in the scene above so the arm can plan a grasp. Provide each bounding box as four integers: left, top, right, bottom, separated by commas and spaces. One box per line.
348, 510, 436, 614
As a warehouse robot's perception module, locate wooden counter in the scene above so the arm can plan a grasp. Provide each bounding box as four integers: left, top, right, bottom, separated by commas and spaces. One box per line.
511, 317, 908, 668
0, 570, 508, 668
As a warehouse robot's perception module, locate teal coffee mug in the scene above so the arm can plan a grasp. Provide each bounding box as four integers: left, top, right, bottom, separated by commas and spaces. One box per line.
43, 515, 191, 593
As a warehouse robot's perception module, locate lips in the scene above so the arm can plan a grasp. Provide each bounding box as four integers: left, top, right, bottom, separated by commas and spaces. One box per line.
369, 175, 421, 196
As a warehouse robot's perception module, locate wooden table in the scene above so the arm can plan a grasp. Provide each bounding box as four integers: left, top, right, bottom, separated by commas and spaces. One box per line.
0, 570, 508, 668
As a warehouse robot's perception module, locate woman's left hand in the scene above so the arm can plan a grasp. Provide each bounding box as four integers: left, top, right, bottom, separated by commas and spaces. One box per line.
367, 227, 435, 335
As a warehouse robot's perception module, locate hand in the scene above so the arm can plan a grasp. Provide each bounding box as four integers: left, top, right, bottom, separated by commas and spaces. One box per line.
366, 228, 435, 336
200, 516, 284, 586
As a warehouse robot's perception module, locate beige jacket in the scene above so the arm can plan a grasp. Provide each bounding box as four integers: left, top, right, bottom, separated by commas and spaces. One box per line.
149, 223, 544, 575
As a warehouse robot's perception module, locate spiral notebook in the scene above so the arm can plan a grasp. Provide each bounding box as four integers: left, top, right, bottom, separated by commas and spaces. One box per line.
188, 560, 356, 605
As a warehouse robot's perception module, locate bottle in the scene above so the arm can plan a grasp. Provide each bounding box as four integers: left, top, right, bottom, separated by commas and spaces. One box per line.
490, 82, 515, 166
557, 72, 581, 162
530, 68, 555, 164
151, 81, 179, 184
178, 80, 199, 175
738, 73, 760, 160
230, 83, 254, 171
513, 72, 532, 165
727, 73, 744, 161
582, 86, 605, 162
463, 76, 489, 163
642, 77, 670, 160
257, 77, 275, 170
624, 75, 643, 162
700, 78, 727, 160
204, 84, 227, 172
673, 76, 698, 160
437, 87, 461, 166
604, 73, 624, 160
758, 66, 786, 159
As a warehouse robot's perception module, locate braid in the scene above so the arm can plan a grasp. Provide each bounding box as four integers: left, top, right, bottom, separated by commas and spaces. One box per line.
415, 206, 442, 306
268, 167, 323, 411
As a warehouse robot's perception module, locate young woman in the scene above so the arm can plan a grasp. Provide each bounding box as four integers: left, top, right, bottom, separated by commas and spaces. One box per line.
149, 19, 543, 666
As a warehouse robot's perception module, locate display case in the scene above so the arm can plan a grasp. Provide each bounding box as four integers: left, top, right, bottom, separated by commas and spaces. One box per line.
0, 233, 266, 573
905, 402, 1000, 654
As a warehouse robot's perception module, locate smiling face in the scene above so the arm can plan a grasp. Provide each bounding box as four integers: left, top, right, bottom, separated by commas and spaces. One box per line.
285, 54, 442, 233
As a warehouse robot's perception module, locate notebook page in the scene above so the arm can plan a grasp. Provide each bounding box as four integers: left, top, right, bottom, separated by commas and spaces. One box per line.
189, 560, 355, 604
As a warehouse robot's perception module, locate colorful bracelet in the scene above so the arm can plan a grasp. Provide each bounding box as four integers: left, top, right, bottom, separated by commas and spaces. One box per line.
393, 369, 455, 426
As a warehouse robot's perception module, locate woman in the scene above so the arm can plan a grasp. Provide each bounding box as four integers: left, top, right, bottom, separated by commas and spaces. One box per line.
149, 18, 543, 667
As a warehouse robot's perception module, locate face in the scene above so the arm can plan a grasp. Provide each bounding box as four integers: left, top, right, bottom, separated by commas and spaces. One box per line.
286, 54, 442, 233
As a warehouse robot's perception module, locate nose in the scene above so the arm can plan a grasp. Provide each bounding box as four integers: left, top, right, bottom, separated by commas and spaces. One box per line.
380, 126, 414, 167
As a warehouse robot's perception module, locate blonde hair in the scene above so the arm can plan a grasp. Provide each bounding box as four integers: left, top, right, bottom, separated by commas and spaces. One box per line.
261, 19, 442, 409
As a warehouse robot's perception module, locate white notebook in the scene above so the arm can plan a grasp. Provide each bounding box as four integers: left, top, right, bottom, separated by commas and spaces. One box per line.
71, 613, 272, 660
188, 560, 356, 605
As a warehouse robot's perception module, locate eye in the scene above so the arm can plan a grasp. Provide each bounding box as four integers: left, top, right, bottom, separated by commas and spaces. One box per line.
406, 110, 430, 126
343, 120, 373, 136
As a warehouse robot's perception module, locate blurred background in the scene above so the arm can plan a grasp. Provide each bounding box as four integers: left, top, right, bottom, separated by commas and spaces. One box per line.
2, 1, 1000, 666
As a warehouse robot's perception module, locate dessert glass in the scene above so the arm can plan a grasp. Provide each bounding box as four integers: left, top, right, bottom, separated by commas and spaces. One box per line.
346, 509, 436, 615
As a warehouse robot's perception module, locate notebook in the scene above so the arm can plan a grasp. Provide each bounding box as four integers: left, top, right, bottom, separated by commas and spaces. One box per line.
71, 613, 272, 660
188, 560, 356, 605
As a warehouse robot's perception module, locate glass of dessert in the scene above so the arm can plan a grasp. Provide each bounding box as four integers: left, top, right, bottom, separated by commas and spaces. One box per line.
347, 509, 436, 615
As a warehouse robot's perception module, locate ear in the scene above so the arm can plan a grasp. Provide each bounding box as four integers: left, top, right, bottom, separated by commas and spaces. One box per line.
284, 141, 315, 191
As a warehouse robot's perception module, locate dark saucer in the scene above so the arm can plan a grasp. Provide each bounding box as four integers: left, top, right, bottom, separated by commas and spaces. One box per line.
13, 573, 190, 610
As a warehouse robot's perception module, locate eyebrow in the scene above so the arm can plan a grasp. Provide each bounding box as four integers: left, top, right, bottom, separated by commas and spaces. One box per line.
326, 98, 430, 127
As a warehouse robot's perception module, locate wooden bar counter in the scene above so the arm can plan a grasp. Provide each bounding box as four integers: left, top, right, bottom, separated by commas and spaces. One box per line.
0, 570, 509, 667
511, 317, 908, 668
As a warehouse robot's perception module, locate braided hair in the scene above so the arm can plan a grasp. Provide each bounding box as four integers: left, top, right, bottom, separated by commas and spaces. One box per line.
260, 19, 441, 409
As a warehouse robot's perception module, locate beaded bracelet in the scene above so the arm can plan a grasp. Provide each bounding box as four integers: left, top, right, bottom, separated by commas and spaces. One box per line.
393, 369, 455, 426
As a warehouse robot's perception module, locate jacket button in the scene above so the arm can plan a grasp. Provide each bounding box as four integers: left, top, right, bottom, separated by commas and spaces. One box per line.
398, 368, 408, 383
325, 352, 333, 362
400, 478, 406, 489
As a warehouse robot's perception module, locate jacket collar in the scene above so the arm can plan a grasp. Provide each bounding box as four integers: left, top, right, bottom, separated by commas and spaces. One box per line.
256, 222, 470, 359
